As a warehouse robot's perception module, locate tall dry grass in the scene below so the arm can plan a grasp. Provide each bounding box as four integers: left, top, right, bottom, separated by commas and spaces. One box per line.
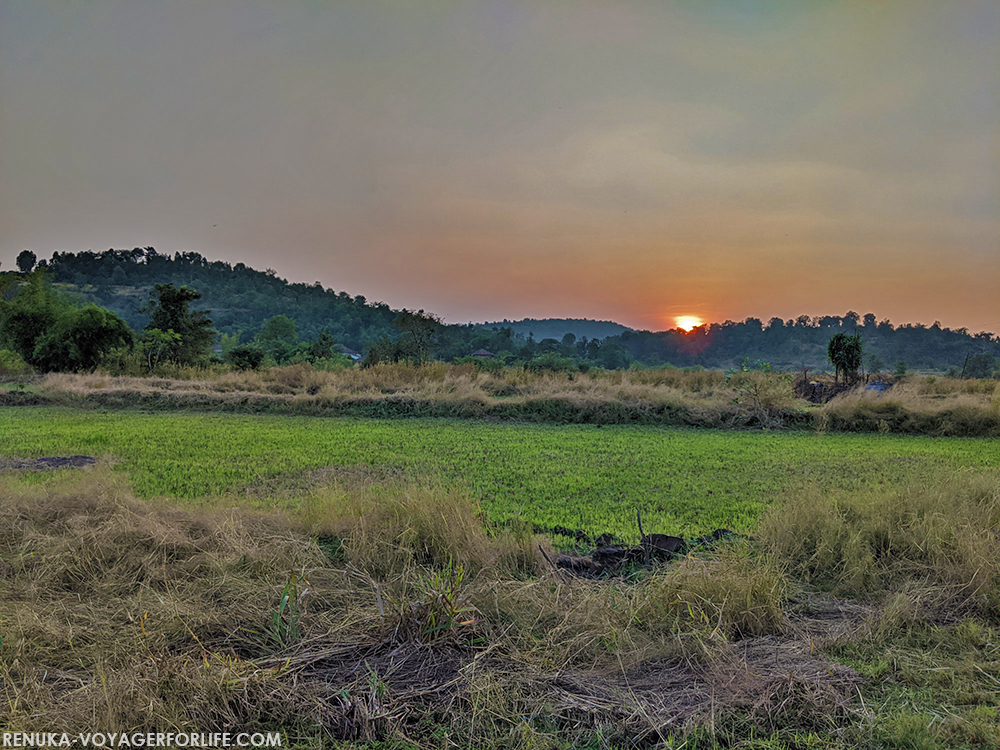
299, 480, 541, 580
758, 471, 1000, 620
39, 362, 997, 433
0, 465, 343, 735
41, 362, 804, 428
818, 381, 1000, 436
2, 466, 798, 744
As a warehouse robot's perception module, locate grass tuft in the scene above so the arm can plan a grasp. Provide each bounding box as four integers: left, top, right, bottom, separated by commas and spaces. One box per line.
759, 471, 1000, 620
299, 481, 541, 580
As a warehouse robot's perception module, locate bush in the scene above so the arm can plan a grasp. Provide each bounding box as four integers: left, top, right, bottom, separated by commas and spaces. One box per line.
638, 549, 788, 639
0, 348, 30, 378
226, 344, 266, 371
31, 305, 134, 372
302, 482, 540, 581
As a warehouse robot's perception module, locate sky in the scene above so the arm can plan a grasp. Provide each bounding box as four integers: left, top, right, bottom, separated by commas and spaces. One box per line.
1, 1, 998, 334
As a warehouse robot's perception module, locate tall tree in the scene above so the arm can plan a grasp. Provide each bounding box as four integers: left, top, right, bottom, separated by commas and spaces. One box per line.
827, 332, 864, 385
390, 309, 442, 363
16, 250, 37, 274
142, 284, 215, 365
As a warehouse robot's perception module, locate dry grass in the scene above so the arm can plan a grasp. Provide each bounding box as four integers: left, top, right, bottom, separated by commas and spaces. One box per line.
0, 466, 341, 735
47, 362, 734, 403
5, 459, 997, 747
3, 465, 872, 747
39, 363, 803, 429
818, 378, 1000, 436
299, 481, 541, 580
758, 471, 1000, 620
37, 364, 999, 434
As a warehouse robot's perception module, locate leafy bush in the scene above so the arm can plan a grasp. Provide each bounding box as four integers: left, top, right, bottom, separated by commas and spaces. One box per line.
31, 304, 134, 372
0, 348, 30, 378
226, 344, 266, 370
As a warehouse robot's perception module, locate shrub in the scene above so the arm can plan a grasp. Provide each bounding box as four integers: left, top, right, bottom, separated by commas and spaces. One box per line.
31, 304, 134, 372
226, 344, 265, 370
0, 347, 30, 378
638, 549, 788, 639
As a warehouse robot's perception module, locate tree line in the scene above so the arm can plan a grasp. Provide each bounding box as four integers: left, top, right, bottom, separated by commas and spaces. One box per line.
2, 249, 998, 377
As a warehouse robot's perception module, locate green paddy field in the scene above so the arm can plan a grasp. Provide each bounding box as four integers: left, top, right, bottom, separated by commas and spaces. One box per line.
2, 406, 995, 538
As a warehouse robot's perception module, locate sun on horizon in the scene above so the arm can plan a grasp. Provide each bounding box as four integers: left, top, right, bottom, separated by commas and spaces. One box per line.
674, 315, 703, 332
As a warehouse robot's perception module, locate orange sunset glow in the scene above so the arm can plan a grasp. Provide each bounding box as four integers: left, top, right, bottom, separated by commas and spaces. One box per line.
674, 316, 703, 332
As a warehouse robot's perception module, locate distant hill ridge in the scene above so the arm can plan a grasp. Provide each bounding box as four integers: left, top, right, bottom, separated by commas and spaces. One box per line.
479, 318, 632, 342
18, 248, 999, 373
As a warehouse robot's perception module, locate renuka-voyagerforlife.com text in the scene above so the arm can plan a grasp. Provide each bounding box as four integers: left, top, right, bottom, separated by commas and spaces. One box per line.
1, 733, 282, 748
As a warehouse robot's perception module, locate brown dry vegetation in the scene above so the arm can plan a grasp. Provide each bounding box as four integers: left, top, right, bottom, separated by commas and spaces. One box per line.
758, 471, 1000, 620
21, 363, 1000, 435
3, 464, 998, 748
819, 376, 1000, 436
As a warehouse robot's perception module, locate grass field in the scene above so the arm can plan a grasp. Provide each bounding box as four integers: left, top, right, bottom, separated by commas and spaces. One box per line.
1, 406, 996, 539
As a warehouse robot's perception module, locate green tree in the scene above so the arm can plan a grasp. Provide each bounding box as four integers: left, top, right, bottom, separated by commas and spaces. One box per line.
865, 353, 885, 374
362, 336, 406, 367
226, 344, 265, 371
390, 309, 442, 363
254, 314, 298, 364
0, 270, 62, 361
31, 305, 133, 372
256, 314, 298, 346
219, 330, 243, 358
140, 329, 181, 370
0, 270, 133, 372
16, 250, 37, 274
827, 332, 864, 385
963, 353, 996, 379
306, 328, 336, 361
141, 284, 215, 365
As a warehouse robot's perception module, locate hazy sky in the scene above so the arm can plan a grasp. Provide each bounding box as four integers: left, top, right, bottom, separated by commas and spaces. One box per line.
2, 1, 997, 332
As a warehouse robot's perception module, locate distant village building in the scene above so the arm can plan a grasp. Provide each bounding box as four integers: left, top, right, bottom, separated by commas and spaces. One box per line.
341, 347, 363, 362
471, 348, 495, 358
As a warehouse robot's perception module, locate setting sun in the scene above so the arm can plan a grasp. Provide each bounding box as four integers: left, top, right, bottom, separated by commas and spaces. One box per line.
674, 315, 703, 332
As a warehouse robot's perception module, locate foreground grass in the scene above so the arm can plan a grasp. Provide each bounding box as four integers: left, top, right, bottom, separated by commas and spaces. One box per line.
1, 408, 997, 539
1, 465, 998, 748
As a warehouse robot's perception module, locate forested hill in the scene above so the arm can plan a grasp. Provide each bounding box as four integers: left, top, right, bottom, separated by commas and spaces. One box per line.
27, 248, 1000, 374
42, 248, 396, 351
479, 318, 632, 342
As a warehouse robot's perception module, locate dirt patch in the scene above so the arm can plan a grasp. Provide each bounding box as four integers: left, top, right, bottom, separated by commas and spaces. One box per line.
0, 455, 97, 470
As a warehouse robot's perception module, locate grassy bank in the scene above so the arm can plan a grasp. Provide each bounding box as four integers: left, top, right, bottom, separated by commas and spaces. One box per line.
8, 364, 999, 435
2, 465, 997, 748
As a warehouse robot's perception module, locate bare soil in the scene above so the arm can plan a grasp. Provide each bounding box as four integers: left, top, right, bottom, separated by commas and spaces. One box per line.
0, 454, 96, 470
